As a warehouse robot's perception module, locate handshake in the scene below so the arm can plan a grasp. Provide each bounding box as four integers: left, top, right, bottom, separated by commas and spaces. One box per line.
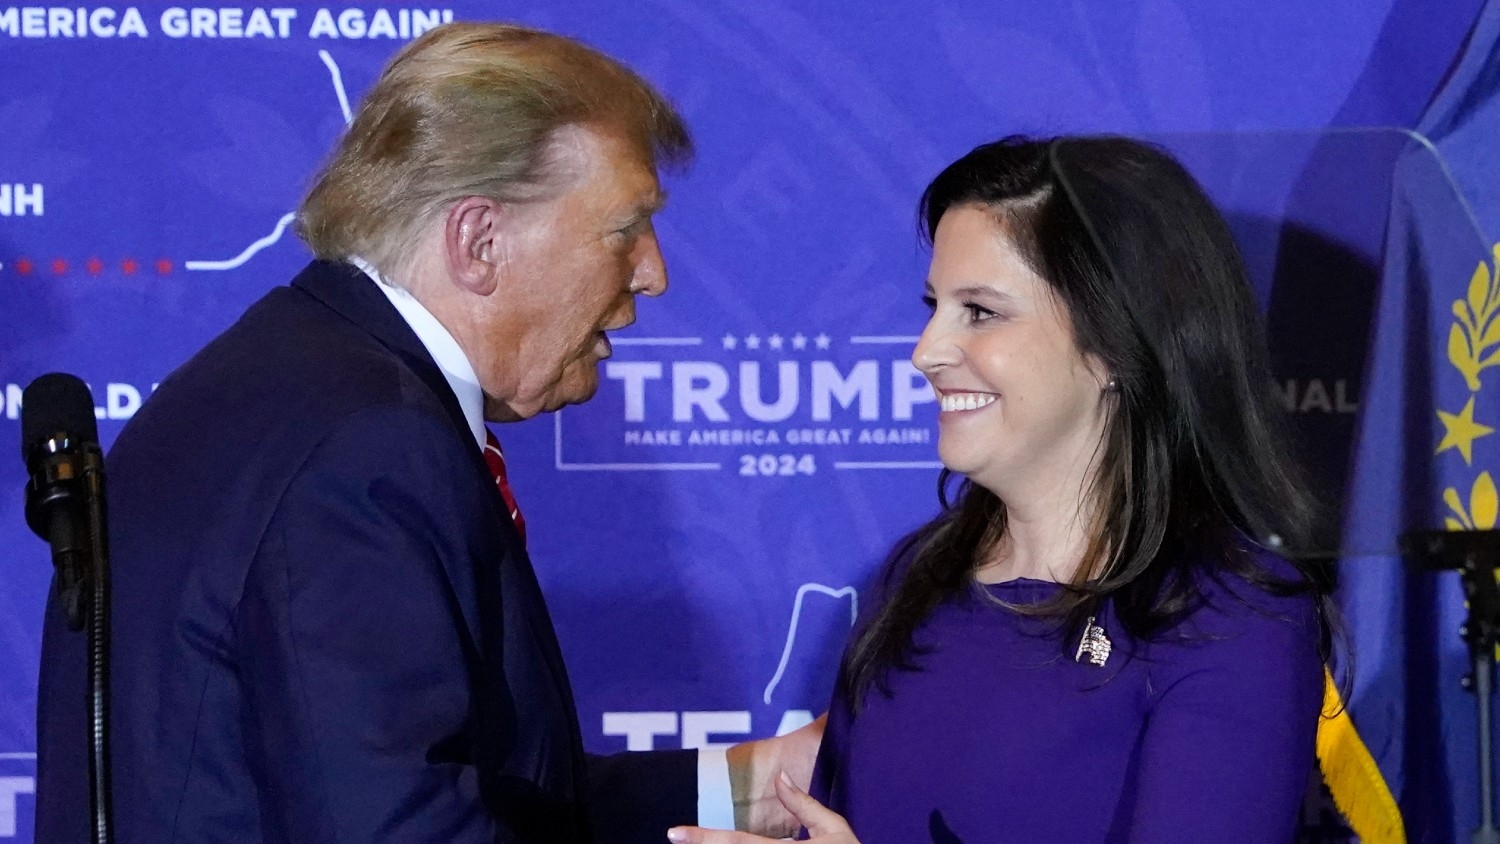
667, 715, 860, 844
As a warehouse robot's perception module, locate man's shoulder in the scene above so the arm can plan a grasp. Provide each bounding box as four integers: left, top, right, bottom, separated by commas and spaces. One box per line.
146, 281, 421, 421
109, 273, 455, 492
187, 278, 403, 391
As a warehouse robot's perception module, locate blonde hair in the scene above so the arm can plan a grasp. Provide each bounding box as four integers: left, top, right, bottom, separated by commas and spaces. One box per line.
297, 22, 692, 276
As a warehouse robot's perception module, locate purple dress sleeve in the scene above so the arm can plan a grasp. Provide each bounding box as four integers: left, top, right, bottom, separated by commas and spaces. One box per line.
1122, 574, 1324, 842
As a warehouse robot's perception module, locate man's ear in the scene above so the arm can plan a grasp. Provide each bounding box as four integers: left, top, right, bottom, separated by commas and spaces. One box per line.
443, 195, 503, 296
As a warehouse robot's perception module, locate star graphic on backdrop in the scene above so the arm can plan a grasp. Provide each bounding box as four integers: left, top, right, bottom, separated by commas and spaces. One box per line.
1437, 396, 1495, 465
792, 333, 807, 350
155, 258, 173, 275
814, 333, 831, 350
722, 334, 738, 350
86, 257, 103, 276
745, 334, 761, 350
51, 258, 68, 275
768, 333, 784, 350
121, 258, 138, 275
15, 258, 33, 276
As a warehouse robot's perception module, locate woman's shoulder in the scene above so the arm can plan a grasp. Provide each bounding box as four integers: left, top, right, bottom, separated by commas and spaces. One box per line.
1200, 542, 1320, 617
1133, 543, 1327, 722
1145, 542, 1324, 671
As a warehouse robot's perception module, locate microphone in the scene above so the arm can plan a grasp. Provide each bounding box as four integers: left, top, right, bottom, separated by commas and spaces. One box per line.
22, 373, 104, 631
23, 373, 116, 842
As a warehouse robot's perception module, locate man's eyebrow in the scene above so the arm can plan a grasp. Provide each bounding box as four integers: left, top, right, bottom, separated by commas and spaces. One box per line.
617, 193, 666, 228
638, 192, 667, 216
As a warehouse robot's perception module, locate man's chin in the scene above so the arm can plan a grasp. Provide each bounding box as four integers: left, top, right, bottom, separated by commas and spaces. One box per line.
544, 375, 600, 413
559, 379, 600, 408
487, 371, 600, 421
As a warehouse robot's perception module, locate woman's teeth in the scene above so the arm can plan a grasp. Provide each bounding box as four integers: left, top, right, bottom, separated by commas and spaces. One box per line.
940, 393, 997, 412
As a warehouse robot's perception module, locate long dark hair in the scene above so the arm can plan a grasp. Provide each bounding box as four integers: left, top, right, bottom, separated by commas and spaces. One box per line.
842, 135, 1332, 706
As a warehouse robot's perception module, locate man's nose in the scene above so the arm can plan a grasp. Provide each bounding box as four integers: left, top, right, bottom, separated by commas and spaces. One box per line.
631, 230, 668, 297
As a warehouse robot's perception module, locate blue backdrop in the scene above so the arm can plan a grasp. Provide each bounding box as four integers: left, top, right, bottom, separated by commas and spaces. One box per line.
0, 2, 1491, 841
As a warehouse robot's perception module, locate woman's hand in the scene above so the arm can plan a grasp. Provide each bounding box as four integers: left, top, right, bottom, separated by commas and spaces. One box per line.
666, 770, 858, 844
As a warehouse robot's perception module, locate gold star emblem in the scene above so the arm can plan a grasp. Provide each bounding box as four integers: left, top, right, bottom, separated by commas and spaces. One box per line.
1437, 396, 1495, 465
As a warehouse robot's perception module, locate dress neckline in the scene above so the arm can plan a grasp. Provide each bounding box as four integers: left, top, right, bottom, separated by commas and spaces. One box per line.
976, 576, 1066, 602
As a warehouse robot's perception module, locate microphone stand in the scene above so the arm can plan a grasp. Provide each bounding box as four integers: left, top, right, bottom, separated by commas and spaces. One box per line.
1403, 529, 1500, 844
81, 447, 112, 844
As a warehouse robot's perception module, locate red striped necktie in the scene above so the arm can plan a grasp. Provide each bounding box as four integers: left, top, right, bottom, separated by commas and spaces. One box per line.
482, 429, 526, 546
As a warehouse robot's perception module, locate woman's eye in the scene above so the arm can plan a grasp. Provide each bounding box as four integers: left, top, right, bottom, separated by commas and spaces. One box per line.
920, 295, 937, 312
965, 303, 998, 322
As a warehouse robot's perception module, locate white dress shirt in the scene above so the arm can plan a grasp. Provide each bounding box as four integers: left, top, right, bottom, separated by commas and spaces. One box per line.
350, 256, 736, 830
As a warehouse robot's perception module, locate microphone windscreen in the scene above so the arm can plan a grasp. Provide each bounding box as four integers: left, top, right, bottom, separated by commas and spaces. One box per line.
21, 373, 99, 462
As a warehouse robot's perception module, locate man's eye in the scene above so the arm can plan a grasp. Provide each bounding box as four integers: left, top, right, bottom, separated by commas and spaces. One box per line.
920, 295, 936, 312
617, 217, 652, 238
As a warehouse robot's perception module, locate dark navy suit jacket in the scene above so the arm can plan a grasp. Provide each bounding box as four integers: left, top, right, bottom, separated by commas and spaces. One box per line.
35, 261, 695, 843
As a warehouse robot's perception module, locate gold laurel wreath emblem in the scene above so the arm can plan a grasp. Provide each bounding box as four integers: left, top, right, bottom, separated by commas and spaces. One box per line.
1448, 245, 1500, 391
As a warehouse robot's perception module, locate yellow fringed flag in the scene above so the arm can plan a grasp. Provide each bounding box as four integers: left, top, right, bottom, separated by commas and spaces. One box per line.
1317, 666, 1405, 843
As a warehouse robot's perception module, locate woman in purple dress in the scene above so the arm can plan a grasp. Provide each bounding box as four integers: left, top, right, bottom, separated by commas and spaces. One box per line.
672, 136, 1331, 844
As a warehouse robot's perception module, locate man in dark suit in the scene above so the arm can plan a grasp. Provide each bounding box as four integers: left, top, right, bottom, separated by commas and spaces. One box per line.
35, 22, 817, 844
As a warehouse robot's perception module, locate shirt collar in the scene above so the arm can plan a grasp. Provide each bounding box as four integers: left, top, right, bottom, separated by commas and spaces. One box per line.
350, 256, 487, 451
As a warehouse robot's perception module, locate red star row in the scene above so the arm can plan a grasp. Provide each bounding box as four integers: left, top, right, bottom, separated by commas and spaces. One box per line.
4, 257, 175, 276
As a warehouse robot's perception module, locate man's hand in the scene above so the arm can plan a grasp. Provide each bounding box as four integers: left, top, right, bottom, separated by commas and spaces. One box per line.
723, 715, 825, 837
667, 770, 857, 844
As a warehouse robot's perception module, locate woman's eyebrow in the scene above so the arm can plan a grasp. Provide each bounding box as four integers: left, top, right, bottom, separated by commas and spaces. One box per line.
948, 284, 1018, 304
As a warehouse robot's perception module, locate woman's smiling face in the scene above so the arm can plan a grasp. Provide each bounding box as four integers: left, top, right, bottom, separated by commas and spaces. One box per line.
912, 205, 1112, 498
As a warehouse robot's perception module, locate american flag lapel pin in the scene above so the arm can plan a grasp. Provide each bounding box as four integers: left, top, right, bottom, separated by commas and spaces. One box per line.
1074, 616, 1112, 667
